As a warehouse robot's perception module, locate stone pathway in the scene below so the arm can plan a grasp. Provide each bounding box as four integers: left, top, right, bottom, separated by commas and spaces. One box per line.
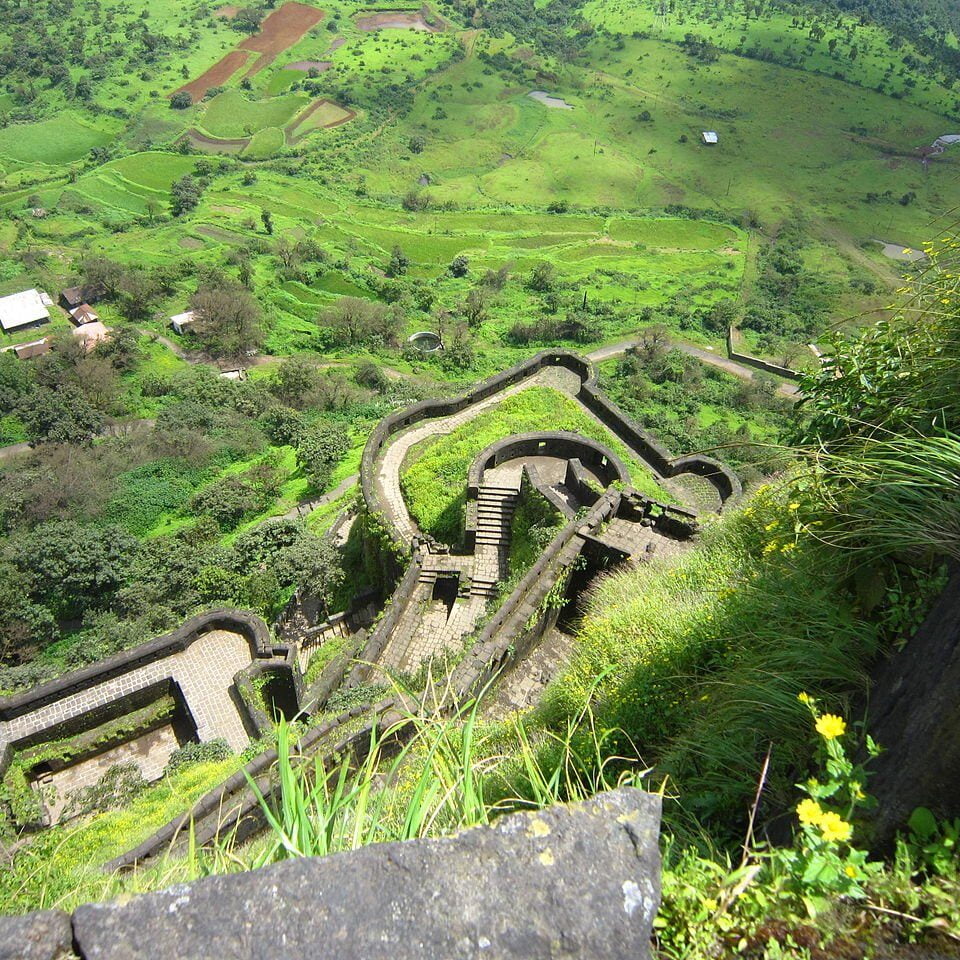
0, 629, 260, 767
481, 626, 577, 719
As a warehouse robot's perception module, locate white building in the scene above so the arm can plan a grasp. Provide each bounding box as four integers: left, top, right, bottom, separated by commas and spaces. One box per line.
701, 131, 719, 145
170, 310, 196, 335
0, 289, 51, 333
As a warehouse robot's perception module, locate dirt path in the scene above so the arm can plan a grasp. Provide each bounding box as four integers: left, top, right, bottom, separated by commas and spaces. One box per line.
283, 473, 358, 520
587, 338, 800, 398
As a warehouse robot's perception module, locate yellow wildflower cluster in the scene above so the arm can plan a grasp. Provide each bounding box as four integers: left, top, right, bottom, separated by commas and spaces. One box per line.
795, 799, 854, 843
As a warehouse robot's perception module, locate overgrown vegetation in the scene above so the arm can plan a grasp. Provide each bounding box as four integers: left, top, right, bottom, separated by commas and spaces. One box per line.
400, 385, 668, 544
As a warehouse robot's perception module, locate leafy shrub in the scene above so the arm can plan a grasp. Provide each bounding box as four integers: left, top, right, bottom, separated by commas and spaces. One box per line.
164, 739, 232, 775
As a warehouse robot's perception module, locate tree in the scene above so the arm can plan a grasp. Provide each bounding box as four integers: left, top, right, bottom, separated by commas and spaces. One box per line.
17, 385, 105, 445
461, 287, 488, 329
170, 174, 202, 216
170, 91, 192, 109
189, 475, 262, 529
527, 261, 556, 292
387, 245, 410, 277
296, 420, 349, 490
190, 281, 263, 360
449, 255, 469, 278
261, 209, 274, 234
7, 520, 137, 619
319, 296, 400, 347
74, 77, 93, 100
271, 356, 319, 408
408, 134, 426, 154
286, 535, 344, 615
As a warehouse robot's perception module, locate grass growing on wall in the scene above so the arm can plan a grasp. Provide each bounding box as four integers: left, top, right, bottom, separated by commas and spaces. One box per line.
0, 756, 243, 914
399, 386, 668, 544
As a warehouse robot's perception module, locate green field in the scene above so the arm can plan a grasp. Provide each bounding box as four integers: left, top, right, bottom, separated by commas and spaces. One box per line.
0, 115, 118, 165
198, 90, 310, 139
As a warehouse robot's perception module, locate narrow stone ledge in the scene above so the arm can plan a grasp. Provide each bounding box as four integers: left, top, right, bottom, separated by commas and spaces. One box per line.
64, 787, 661, 960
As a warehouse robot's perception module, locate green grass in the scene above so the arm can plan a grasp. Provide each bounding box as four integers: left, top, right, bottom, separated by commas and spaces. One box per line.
198, 90, 309, 139
534, 487, 877, 839
0, 755, 243, 915
243, 126, 286, 159
0, 114, 118, 165
399, 386, 668, 544
105, 152, 197, 191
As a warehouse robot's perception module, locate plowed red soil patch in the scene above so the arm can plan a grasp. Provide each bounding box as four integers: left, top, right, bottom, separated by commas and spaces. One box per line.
176, 2, 325, 99
215, 4, 239, 17
178, 49, 251, 101
241, 1, 326, 77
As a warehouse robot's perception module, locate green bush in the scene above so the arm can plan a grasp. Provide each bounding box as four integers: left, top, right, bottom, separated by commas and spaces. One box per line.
164, 739, 233, 775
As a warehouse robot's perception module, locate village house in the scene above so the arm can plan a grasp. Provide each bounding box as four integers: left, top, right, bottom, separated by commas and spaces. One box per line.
73, 321, 110, 350
170, 310, 196, 335
69, 303, 99, 326
11, 338, 52, 360
0, 289, 51, 334
701, 131, 719, 145
59, 282, 107, 311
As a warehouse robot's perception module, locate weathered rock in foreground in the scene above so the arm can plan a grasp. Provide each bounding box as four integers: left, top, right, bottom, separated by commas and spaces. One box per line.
1, 787, 661, 960
0, 909, 74, 960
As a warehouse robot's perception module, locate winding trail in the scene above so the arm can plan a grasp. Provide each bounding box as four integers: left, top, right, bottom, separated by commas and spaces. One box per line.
587, 337, 801, 399
282, 473, 358, 520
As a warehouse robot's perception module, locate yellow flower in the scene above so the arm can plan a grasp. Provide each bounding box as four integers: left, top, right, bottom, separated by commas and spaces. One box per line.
844, 865, 857, 878
850, 781, 866, 801
819, 811, 853, 843
796, 798, 823, 826
788, 502, 799, 511
815, 714, 846, 740
703, 898, 718, 912
797, 692, 812, 704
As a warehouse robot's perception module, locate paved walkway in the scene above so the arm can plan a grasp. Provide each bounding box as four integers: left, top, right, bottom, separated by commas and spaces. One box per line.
1, 629, 260, 767
282, 473, 358, 520
374, 366, 585, 543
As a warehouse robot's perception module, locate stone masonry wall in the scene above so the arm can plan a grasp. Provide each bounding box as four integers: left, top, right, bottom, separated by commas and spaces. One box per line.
0, 611, 294, 787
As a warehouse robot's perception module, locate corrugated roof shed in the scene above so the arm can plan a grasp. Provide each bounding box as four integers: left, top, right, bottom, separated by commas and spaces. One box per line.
0, 289, 51, 332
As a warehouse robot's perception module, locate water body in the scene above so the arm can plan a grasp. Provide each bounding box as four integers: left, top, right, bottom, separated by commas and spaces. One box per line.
873, 240, 927, 262
528, 90, 574, 110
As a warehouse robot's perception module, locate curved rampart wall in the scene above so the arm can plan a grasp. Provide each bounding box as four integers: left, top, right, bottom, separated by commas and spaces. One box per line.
360, 350, 740, 549
466, 431, 630, 495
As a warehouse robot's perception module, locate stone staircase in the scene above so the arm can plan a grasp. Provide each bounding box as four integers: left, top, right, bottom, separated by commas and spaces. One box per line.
470, 483, 519, 598
475, 484, 518, 548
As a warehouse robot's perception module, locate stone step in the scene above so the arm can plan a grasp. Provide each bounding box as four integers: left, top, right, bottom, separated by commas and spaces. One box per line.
470, 581, 500, 597
477, 510, 514, 522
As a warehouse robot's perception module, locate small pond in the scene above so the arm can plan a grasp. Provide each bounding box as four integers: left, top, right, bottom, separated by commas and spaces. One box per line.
528, 90, 574, 110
